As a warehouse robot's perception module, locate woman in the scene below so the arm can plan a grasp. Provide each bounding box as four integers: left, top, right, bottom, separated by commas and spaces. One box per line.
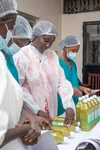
4, 15, 51, 129
0, 0, 40, 149
58, 35, 91, 115
14, 21, 75, 125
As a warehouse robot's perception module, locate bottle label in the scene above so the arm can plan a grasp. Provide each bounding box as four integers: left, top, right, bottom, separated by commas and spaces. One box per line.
86, 113, 91, 126
95, 109, 98, 119
98, 108, 100, 116
91, 111, 94, 121
52, 121, 64, 126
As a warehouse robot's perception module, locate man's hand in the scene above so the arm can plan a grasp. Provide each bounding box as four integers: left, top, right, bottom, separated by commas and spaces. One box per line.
37, 110, 52, 125
73, 87, 82, 96
64, 108, 75, 125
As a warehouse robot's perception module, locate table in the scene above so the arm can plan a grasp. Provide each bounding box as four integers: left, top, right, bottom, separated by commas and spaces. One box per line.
58, 96, 100, 150
58, 129, 88, 150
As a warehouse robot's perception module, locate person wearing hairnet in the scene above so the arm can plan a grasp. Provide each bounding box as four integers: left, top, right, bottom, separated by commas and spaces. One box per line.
0, 1, 41, 149
4, 15, 51, 129
14, 21, 75, 126
58, 35, 91, 115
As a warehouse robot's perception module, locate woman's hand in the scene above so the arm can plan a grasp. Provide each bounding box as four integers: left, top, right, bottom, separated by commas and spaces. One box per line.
73, 87, 82, 96
64, 108, 75, 125
34, 115, 52, 130
16, 109, 41, 144
83, 87, 91, 95
37, 110, 52, 126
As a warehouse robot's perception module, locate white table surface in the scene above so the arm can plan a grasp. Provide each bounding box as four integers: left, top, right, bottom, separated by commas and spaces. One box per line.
57, 130, 88, 150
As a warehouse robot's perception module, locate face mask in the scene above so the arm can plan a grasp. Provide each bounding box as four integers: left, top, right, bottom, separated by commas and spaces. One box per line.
67, 52, 77, 60
0, 30, 12, 51
3, 43, 20, 55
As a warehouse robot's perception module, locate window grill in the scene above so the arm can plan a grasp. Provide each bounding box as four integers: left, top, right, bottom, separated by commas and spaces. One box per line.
63, 0, 100, 14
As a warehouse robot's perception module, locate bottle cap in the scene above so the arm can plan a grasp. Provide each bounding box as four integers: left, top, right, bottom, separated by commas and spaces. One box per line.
90, 96, 93, 100
78, 97, 82, 101
64, 137, 68, 142
77, 122, 80, 126
86, 98, 90, 101
70, 131, 74, 136
93, 95, 97, 98
85, 94, 89, 98
83, 99, 87, 103
82, 96, 85, 99
75, 126, 80, 132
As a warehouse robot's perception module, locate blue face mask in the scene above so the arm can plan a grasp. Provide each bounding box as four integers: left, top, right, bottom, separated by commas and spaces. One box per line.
3, 43, 20, 55
67, 52, 77, 60
0, 30, 12, 51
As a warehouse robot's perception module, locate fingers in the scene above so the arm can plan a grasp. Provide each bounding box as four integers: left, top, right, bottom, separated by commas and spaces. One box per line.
24, 127, 41, 142
64, 115, 74, 125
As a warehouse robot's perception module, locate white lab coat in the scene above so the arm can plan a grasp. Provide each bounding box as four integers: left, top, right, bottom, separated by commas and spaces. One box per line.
14, 45, 75, 117
0, 52, 29, 150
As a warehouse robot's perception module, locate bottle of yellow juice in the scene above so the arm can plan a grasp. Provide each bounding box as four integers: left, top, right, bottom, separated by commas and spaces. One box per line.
76, 97, 83, 123
81, 100, 92, 131
90, 96, 98, 125
93, 95, 100, 121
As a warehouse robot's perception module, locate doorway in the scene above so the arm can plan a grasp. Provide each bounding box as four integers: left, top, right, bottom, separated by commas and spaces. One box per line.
83, 21, 100, 84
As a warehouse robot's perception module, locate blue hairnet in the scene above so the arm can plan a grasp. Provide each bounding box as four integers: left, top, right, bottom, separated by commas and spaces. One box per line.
31, 21, 58, 41
12, 15, 32, 39
0, 0, 17, 18
58, 35, 80, 50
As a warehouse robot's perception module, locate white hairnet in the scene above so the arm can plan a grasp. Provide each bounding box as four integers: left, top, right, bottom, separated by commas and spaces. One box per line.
31, 21, 58, 41
58, 35, 80, 50
0, 0, 17, 18
12, 15, 32, 39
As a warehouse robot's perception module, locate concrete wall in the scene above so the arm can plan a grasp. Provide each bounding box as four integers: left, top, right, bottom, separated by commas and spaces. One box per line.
17, 0, 62, 54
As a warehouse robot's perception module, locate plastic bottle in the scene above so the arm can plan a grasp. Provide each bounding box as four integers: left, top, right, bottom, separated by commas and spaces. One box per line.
81, 100, 92, 131
93, 95, 100, 121
86, 98, 93, 128
66, 124, 75, 132
90, 96, 98, 125
52, 131, 64, 144
52, 126, 70, 137
76, 97, 83, 122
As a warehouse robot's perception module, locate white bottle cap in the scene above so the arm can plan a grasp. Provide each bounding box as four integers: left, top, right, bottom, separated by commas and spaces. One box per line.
82, 96, 85, 99
64, 137, 68, 142
90, 96, 93, 100
83, 99, 87, 103
93, 95, 97, 98
70, 131, 74, 136
78, 97, 82, 101
85, 94, 89, 98
77, 122, 80, 126
86, 98, 90, 101
75, 126, 80, 132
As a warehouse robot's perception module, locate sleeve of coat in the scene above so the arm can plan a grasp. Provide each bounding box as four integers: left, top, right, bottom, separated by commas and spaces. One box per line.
13, 51, 40, 114
0, 52, 9, 146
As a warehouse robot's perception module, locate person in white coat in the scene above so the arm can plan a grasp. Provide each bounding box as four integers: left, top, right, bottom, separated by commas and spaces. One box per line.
14, 21, 75, 125
0, 0, 40, 149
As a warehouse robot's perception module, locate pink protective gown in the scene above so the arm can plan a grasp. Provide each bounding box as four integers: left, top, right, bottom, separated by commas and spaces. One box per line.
14, 45, 75, 117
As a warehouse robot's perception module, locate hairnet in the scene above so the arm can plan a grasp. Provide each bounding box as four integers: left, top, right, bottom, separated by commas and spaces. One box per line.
12, 15, 32, 39
58, 35, 80, 50
0, 0, 18, 18
31, 21, 58, 41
